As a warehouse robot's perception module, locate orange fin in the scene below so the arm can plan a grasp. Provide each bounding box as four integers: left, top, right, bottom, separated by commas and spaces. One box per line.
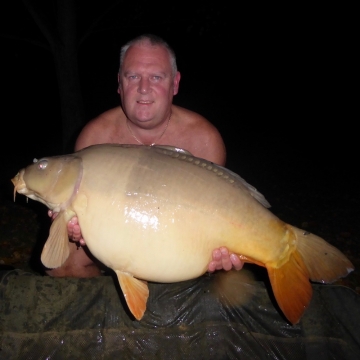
41, 211, 70, 268
115, 270, 149, 320
238, 254, 265, 267
290, 225, 354, 283
267, 250, 312, 325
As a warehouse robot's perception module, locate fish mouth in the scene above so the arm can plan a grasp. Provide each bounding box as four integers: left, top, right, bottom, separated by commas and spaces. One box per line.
11, 170, 30, 201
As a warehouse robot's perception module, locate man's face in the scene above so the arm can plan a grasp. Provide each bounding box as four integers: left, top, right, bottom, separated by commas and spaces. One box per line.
118, 43, 180, 128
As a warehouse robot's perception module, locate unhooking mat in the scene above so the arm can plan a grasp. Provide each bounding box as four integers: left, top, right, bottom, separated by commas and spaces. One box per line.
1, 268, 360, 360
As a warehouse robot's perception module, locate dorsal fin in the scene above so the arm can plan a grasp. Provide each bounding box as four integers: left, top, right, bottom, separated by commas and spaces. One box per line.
152, 145, 193, 156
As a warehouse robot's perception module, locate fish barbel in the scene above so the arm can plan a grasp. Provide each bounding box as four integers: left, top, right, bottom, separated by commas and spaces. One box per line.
11, 144, 354, 324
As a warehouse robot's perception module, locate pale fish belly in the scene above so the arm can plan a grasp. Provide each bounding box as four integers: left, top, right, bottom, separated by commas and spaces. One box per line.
72, 147, 287, 282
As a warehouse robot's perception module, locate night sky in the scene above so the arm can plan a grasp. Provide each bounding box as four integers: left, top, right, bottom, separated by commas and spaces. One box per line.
1, 2, 357, 215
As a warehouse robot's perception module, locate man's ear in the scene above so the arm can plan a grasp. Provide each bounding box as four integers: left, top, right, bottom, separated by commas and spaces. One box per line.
173, 71, 181, 95
117, 73, 121, 94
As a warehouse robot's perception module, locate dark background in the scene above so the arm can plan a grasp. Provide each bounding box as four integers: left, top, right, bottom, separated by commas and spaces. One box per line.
0, 2, 358, 280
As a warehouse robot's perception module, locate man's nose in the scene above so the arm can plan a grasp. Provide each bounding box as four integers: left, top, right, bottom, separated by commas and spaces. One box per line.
138, 78, 151, 94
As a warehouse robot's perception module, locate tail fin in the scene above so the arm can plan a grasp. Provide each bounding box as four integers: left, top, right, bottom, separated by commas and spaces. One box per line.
267, 224, 354, 325
267, 249, 312, 325
289, 225, 354, 283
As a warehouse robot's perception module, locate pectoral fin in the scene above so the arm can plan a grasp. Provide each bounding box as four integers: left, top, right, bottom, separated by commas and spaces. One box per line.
41, 211, 70, 269
115, 270, 149, 320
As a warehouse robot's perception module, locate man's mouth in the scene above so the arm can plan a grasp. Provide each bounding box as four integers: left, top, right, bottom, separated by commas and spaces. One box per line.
137, 100, 154, 104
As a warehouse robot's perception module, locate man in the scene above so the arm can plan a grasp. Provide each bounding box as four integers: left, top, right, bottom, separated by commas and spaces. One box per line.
47, 34, 243, 277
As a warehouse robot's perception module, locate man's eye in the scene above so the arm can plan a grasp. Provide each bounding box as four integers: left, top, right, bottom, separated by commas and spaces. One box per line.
128, 75, 138, 80
151, 76, 161, 81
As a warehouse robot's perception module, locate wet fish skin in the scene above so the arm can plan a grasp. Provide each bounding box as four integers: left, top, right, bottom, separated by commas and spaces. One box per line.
11, 144, 354, 324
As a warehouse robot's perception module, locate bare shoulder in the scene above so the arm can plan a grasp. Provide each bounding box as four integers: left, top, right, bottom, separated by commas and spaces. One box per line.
171, 105, 226, 166
75, 107, 125, 151
173, 105, 221, 136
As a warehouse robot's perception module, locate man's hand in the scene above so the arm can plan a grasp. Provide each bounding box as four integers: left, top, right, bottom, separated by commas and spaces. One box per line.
48, 210, 85, 245
208, 246, 244, 272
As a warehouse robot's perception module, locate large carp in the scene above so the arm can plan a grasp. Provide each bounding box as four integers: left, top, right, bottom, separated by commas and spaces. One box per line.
11, 144, 354, 324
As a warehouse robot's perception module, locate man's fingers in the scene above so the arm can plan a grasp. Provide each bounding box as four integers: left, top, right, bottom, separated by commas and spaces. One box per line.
208, 261, 217, 273
230, 254, 244, 271
48, 210, 59, 221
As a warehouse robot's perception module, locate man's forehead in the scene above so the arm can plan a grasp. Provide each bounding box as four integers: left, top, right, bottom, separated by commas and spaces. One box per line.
122, 44, 172, 73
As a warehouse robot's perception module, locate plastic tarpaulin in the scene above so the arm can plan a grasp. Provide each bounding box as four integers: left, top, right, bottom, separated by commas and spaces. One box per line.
1, 268, 360, 359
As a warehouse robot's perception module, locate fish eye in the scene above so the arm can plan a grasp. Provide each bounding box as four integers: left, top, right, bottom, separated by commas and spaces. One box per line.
37, 160, 48, 170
